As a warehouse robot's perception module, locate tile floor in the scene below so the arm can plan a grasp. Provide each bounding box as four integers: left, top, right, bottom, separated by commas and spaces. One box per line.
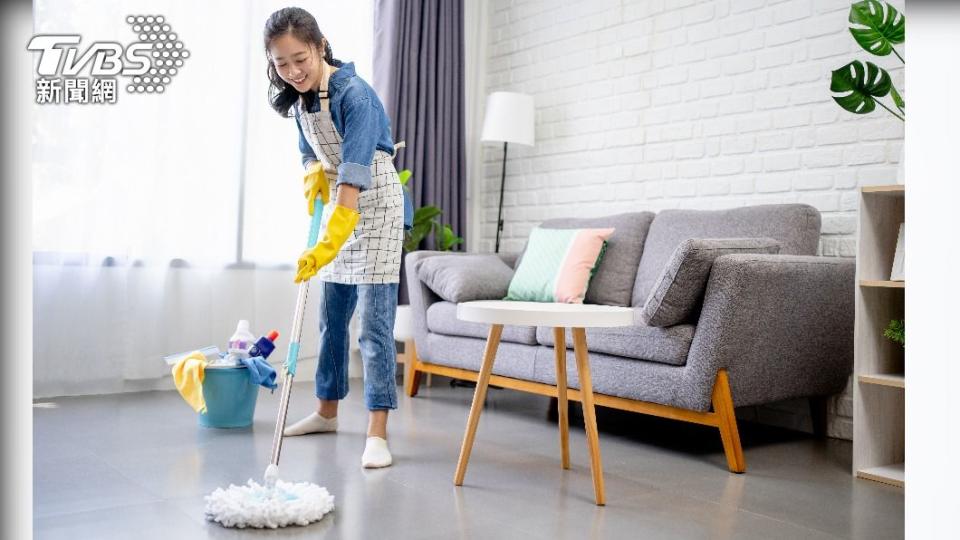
34, 378, 903, 539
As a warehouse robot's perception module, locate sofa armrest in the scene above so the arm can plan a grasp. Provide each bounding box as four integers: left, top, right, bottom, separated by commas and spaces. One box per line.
678, 254, 855, 411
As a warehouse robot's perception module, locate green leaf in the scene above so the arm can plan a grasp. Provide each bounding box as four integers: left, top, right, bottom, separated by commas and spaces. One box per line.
398, 169, 412, 186
890, 84, 905, 111
830, 60, 892, 114
413, 206, 442, 224
405, 221, 432, 251
849, 0, 905, 57
411, 222, 432, 239
436, 224, 464, 251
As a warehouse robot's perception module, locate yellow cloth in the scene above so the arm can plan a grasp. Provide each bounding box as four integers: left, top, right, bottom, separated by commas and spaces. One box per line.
295, 203, 361, 283
172, 352, 207, 413
303, 162, 331, 216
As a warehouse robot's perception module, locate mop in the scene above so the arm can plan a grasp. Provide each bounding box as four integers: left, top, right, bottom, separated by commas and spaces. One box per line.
204, 195, 335, 528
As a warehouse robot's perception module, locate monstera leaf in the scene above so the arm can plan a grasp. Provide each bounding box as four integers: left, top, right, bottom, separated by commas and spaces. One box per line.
849, 0, 905, 58
830, 60, 892, 115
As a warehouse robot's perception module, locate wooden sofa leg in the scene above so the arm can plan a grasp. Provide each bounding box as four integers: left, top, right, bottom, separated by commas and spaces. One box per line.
404, 340, 422, 397
712, 369, 746, 473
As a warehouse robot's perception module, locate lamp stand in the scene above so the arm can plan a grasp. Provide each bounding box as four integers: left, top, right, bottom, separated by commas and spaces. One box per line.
495, 141, 508, 253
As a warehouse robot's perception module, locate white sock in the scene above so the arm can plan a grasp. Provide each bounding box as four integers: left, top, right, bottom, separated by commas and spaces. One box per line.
361, 436, 392, 468
283, 412, 338, 436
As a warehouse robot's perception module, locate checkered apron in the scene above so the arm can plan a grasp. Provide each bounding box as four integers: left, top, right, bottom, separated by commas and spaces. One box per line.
296, 100, 404, 284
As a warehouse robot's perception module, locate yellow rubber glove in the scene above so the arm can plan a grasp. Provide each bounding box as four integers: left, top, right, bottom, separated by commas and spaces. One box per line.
295, 204, 361, 283
303, 162, 331, 216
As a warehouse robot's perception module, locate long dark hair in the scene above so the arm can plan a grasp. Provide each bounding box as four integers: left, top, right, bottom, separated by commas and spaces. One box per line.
264, 7, 341, 117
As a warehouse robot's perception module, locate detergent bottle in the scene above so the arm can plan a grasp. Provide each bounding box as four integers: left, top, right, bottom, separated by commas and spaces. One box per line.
227, 320, 256, 359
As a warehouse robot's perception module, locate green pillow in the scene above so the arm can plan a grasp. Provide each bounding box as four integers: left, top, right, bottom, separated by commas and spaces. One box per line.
504, 227, 614, 303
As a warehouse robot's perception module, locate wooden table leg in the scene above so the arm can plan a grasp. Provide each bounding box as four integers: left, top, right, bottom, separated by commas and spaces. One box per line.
454, 324, 503, 486
572, 327, 605, 506
553, 327, 570, 470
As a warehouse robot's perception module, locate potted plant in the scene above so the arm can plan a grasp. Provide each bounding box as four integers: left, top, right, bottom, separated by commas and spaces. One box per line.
399, 169, 465, 253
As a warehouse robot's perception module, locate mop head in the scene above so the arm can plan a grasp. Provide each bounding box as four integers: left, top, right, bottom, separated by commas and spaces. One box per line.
204, 466, 334, 529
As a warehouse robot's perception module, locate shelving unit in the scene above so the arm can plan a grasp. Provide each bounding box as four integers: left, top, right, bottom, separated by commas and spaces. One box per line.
853, 184, 905, 489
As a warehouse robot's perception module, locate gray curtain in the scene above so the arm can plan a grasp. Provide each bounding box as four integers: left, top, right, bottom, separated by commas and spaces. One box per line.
374, 0, 467, 304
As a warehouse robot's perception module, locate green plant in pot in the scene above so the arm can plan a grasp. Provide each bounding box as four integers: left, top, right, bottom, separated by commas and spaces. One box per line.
829, 0, 905, 121
399, 169, 464, 253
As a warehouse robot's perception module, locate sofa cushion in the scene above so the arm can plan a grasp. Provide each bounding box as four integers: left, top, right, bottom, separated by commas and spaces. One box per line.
535, 320, 694, 366
632, 204, 820, 306
517, 212, 656, 306
506, 227, 614, 303
427, 301, 538, 345
415, 254, 515, 303
639, 238, 781, 327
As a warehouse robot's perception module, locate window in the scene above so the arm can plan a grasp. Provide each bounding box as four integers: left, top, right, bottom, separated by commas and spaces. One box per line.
32, 0, 374, 267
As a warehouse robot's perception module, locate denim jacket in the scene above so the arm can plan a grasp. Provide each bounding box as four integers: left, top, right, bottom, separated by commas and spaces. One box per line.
294, 62, 412, 230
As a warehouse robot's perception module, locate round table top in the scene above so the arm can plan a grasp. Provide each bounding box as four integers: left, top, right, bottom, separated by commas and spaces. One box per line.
456, 300, 634, 328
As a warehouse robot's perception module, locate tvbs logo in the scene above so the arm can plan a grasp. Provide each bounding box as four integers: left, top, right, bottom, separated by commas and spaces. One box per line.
28, 35, 153, 77
28, 15, 189, 105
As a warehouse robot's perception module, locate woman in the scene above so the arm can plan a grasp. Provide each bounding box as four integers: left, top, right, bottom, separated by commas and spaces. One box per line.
264, 7, 404, 469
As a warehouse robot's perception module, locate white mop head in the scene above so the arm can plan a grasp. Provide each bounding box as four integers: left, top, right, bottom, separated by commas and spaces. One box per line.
204, 473, 334, 529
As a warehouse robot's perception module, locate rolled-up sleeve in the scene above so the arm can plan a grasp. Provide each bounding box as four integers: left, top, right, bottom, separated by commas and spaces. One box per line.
337, 96, 378, 191
295, 114, 318, 168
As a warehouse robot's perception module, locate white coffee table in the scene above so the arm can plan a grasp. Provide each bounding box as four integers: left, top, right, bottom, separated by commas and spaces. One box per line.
453, 300, 634, 506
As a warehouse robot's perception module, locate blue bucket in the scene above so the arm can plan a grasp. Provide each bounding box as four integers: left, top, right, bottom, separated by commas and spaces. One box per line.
199, 366, 259, 428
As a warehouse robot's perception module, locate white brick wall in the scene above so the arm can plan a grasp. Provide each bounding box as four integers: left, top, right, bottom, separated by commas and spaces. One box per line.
474, 0, 905, 439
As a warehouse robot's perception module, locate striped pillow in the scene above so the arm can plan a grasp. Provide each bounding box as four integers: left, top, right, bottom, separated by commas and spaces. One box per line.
505, 227, 615, 303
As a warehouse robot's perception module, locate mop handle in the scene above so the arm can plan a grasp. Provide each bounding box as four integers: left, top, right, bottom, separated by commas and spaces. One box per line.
270, 197, 325, 468
285, 197, 325, 377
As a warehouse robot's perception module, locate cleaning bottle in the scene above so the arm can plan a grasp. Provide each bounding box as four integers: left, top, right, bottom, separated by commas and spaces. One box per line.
228, 320, 256, 359
248, 330, 280, 360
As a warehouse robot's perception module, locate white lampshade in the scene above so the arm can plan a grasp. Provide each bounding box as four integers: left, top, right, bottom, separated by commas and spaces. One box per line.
480, 92, 535, 146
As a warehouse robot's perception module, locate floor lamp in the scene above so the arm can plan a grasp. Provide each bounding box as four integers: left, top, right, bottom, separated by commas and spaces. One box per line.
480, 92, 535, 253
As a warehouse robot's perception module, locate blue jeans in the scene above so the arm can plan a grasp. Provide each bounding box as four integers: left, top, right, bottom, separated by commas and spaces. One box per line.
315, 281, 398, 410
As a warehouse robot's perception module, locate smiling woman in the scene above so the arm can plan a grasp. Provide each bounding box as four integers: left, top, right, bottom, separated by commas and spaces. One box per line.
260, 5, 404, 471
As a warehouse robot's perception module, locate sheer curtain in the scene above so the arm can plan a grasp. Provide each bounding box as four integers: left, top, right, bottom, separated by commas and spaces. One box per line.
33, 0, 374, 397
32, 0, 246, 266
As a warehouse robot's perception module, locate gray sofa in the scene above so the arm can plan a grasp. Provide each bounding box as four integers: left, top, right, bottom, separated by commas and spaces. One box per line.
403, 204, 855, 472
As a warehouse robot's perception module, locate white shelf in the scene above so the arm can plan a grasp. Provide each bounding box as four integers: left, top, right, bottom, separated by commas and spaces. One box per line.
857, 463, 904, 488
